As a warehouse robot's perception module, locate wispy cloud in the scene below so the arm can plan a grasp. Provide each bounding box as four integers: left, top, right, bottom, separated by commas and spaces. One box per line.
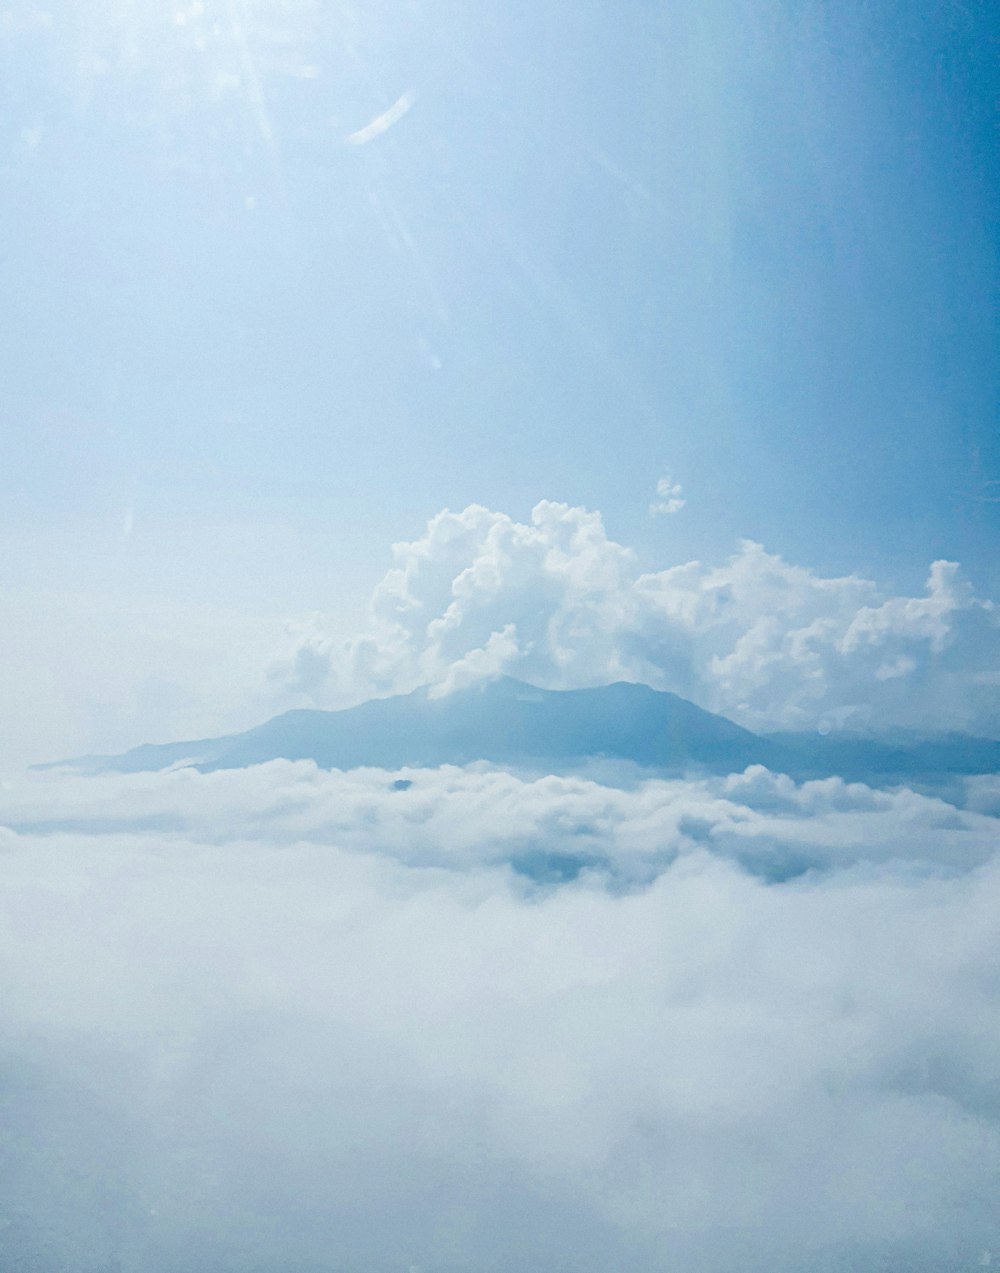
348, 90, 416, 145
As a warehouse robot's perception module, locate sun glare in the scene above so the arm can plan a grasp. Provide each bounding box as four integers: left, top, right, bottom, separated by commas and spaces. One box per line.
59, 0, 410, 200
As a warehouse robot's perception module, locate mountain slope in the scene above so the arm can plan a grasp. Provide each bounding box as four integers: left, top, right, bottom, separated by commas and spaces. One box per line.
44, 677, 786, 776
41, 677, 1000, 784
764, 730, 1000, 785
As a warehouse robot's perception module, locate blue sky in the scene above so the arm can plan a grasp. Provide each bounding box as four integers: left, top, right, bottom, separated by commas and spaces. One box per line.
1, 0, 997, 761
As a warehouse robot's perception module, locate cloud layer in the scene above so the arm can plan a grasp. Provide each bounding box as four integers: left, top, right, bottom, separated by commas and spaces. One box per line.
273, 501, 999, 735
2, 760, 999, 1271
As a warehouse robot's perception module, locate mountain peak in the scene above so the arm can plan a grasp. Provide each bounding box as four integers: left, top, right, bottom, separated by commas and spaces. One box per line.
41, 679, 1000, 785
45, 679, 776, 776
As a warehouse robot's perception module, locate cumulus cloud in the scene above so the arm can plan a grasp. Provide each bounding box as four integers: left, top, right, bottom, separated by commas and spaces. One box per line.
271, 501, 999, 735
0, 761, 999, 1271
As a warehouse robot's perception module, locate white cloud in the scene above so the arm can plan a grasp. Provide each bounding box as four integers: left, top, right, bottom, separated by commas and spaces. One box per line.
0, 761, 998, 1271
651, 474, 686, 515
347, 90, 416, 145
4, 761, 996, 878
428, 622, 520, 698
272, 501, 999, 735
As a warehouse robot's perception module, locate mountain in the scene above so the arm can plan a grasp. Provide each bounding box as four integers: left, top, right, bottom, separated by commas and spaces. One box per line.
42, 678, 786, 776
41, 677, 1000, 785
763, 730, 1000, 786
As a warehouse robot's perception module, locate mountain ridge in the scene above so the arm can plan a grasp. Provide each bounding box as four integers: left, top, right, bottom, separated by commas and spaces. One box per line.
38, 676, 1000, 785
39, 677, 780, 776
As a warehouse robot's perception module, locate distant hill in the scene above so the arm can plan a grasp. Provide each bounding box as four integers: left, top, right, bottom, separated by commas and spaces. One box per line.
42, 678, 785, 776
762, 729, 1000, 786
40, 677, 1000, 784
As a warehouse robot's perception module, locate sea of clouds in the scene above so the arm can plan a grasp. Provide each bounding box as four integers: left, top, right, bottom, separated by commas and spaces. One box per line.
3, 758, 999, 1272
271, 501, 1000, 736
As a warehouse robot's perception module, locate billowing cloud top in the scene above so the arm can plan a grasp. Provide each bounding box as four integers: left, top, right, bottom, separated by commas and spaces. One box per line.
274, 501, 999, 734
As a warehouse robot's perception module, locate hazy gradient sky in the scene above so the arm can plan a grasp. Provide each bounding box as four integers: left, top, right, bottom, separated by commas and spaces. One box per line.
1, 0, 998, 762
